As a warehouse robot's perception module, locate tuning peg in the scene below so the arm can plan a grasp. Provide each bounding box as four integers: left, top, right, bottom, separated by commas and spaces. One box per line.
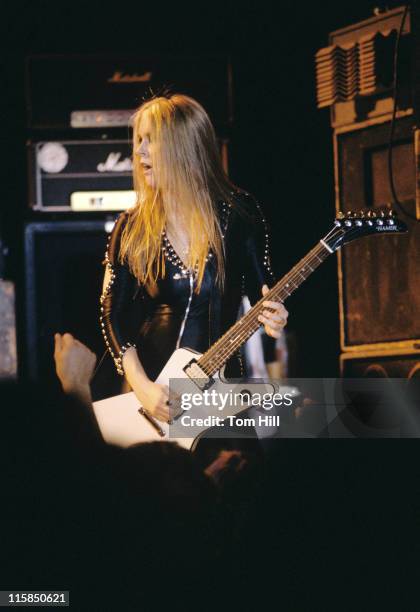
379, 210, 386, 217
359, 210, 365, 218
367, 210, 377, 218
382, 205, 394, 217
337, 211, 345, 219
346, 211, 353, 218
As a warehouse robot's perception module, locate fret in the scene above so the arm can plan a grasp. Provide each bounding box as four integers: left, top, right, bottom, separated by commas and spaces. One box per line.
287, 278, 300, 289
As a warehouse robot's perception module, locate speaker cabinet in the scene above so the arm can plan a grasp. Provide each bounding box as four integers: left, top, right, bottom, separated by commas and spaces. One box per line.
335, 114, 420, 352
340, 350, 420, 378
23, 220, 113, 383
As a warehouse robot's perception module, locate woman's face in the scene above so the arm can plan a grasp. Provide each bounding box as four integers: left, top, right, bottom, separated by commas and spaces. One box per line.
136, 111, 156, 188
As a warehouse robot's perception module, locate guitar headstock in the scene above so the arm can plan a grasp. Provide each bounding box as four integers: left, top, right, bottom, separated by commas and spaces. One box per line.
322, 208, 408, 252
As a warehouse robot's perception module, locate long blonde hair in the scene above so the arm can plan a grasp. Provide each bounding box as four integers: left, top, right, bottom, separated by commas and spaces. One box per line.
119, 94, 235, 291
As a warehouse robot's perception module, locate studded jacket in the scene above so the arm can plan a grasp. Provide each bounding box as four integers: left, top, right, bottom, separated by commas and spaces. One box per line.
99, 191, 275, 376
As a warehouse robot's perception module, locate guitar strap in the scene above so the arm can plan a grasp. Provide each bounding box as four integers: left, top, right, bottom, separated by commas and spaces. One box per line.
209, 275, 221, 347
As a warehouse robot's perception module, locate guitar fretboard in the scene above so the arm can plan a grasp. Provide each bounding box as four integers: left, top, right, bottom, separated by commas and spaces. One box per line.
197, 241, 331, 375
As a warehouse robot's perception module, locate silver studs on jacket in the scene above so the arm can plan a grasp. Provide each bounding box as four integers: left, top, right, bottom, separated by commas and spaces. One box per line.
221, 200, 232, 239
100, 235, 137, 376
113, 342, 137, 376
161, 201, 231, 279
247, 193, 275, 282
161, 230, 214, 280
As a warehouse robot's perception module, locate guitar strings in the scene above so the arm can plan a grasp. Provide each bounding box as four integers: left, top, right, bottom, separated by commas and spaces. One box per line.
199, 243, 328, 372
199, 246, 326, 373
204, 254, 326, 371
205, 249, 328, 371
199, 242, 330, 374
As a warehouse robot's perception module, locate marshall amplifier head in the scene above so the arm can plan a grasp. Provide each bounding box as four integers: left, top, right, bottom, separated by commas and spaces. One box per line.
28, 138, 136, 212
28, 136, 230, 212
26, 55, 233, 133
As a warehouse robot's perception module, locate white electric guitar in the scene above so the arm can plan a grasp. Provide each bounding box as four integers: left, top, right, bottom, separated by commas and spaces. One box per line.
93, 209, 407, 450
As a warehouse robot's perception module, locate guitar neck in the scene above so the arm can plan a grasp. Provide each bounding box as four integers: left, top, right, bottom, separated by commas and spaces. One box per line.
198, 241, 332, 376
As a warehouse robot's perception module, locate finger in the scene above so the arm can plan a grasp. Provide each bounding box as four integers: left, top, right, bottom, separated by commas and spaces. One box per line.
169, 389, 181, 402
262, 310, 286, 323
265, 326, 282, 339
266, 322, 283, 335
259, 314, 282, 334
262, 284, 269, 297
258, 314, 273, 326
265, 320, 283, 332
158, 395, 170, 409
54, 333, 63, 354
149, 405, 165, 422
263, 309, 288, 323
157, 406, 170, 422
163, 386, 172, 406
264, 316, 287, 329
62, 332, 74, 344
262, 300, 286, 311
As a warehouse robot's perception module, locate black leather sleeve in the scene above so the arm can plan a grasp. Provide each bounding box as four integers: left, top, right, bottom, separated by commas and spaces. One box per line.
241, 192, 276, 306
99, 211, 138, 375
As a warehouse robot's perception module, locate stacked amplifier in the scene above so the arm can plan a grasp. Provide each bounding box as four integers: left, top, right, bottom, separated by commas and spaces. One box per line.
315, 6, 420, 378
24, 55, 233, 383
27, 55, 233, 212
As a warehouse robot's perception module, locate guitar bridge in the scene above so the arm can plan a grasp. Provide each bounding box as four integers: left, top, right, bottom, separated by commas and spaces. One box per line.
183, 359, 214, 391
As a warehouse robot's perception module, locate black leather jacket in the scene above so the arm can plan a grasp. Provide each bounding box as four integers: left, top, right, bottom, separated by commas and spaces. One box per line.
99, 190, 275, 378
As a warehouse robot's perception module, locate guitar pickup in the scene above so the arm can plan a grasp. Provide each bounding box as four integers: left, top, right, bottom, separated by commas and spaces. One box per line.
183, 359, 214, 391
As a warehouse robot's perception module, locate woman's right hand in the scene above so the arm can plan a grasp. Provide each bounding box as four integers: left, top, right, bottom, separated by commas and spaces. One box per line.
133, 379, 170, 422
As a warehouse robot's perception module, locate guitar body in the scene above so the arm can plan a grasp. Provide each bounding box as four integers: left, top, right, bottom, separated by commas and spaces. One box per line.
93, 348, 204, 450
93, 347, 280, 450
